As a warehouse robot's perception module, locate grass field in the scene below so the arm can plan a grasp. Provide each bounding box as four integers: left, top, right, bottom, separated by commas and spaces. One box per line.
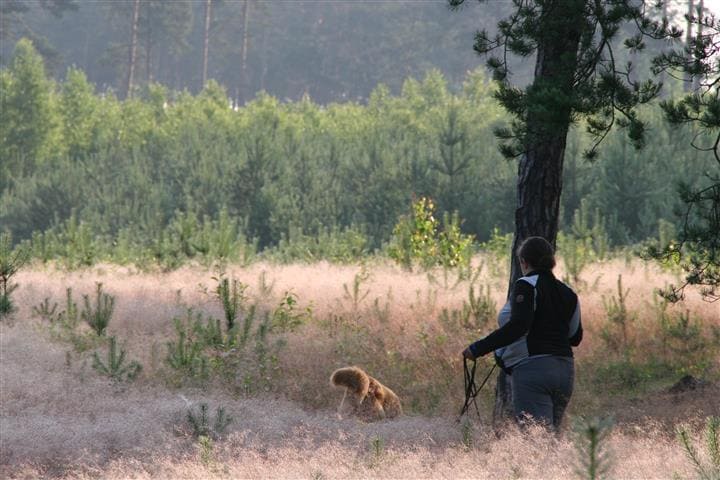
1, 257, 718, 478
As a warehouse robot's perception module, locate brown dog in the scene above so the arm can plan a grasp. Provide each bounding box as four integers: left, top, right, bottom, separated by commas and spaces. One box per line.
330, 366, 402, 420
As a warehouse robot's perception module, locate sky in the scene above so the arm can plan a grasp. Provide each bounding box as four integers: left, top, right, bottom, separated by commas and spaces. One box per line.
705, 0, 720, 15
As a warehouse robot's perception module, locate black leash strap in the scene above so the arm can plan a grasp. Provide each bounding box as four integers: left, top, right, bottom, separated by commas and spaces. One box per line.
459, 357, 496, 420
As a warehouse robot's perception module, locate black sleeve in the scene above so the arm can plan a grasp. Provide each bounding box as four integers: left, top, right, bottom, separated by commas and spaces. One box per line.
469, 280, 534, 357
569, 301, 583, 346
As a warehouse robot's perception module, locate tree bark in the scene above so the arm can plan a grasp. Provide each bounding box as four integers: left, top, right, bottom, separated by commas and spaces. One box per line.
125, 0, 141, 99
238, 0, 251, 105
145, 22, 152, 84
685, 0, 695, 92
202, 0, 212, 88
494, 0, 586, 427
694, 0, 704, 91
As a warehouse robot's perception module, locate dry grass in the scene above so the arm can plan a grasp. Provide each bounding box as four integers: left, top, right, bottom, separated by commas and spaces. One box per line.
1, 257, 718, 478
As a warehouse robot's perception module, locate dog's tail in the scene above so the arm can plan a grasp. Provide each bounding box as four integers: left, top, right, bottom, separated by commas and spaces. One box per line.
331, 366, 370, 397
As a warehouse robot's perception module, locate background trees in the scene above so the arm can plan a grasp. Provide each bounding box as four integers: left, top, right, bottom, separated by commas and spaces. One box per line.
0, 39, 711, 264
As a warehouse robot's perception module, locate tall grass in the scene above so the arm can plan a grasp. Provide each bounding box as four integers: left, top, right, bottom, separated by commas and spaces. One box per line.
1, 257, 718, 478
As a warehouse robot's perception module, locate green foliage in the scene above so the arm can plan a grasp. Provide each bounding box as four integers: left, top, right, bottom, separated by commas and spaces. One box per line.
35, 287, 106, 352
0, 233, 27, 320
186, 402, 233, 440
647, 14, 720, 303
653, 298, 716, 376
451, 0, 679, 160
91, 336, 142, 382
0, 38, 57, 186
676, 416, 720, 480
438, 284, 496, 335
265, 225, 370, 264
166, 312, 208, 379
0, 58, 712, 268
197, 435, 214, 468
214, 277, 247, 331
165, 284, 293, 392
32, 297, 58, 322
590, 358, 672, 393
558, 200, 611, 284
388, 197, 473, 270
573, 417, 614, 480
81, 283, 115, 336
271, 291, 312, 333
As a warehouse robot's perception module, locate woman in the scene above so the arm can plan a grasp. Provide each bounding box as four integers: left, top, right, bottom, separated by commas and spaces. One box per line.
463, 236, 583, 430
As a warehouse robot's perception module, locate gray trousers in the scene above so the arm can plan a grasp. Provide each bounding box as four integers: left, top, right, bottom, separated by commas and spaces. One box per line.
510, 355, 574, 430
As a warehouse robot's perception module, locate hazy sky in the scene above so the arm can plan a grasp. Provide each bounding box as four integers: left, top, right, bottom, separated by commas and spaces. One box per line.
705, 0, 720, 14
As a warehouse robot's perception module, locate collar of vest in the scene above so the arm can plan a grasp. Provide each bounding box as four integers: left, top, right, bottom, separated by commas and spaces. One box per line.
524, 269, 553, 278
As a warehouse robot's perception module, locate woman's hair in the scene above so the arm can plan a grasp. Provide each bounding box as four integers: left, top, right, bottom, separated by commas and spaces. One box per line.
517, 236, 556, 270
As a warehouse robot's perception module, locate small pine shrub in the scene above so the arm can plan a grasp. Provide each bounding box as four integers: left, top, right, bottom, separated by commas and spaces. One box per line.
0, 233, 28, 320
215, 276, 247, 331
573, 416, 614, 480
91, 336, 142, 382
465, 284, 496, 330
186, 402, 233, 439
33, 297, 59, 323
81, 283, 115, 336
369, 435, 385, 467
166, 314, 208, 378
59, 287, 80, 330
677, 416, 720, 480
342, 266, 371, 315
600, 275, 636, 356
198, 435, 215, 467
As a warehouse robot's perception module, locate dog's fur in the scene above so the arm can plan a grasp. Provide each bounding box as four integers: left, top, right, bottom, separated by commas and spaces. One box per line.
330, 366, 402, 420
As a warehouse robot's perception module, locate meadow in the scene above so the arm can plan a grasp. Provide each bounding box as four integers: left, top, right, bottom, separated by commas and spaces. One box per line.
1, 254, 718, 479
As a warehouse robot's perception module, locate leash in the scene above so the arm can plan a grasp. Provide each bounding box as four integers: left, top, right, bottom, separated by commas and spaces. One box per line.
458, 357, 496, 421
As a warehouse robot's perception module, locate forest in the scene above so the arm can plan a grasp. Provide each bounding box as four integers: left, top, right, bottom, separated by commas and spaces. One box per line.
1, 1, 719, 479
1, 36, 714, 267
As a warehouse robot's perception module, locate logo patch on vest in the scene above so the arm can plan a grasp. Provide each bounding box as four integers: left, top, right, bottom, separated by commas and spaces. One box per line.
515, 294, 524, 303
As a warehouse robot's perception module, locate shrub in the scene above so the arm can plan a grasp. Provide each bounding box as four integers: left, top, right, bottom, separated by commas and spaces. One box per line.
600, 275, 636, 356
677, 416, 720, 480
166, 312, 208, 379
81, 282, 115, 336
388, 197, 473, 270
573, 416, 614, 480
91, 336, 142, 382
271, 291, 312, 333
186, 402, 233, 439
0, 232, 27, 320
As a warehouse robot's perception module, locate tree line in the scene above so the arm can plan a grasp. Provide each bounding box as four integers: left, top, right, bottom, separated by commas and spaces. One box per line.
0, 1, 503, 104
1, 39, 713, 264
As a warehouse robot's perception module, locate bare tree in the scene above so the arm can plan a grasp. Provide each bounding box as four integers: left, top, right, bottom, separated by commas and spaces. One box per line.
125, 0, 141, 98
202, 0, 212, 87
238, 0, 251, 105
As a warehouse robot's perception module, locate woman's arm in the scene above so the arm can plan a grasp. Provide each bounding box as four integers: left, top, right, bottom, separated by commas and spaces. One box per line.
466, 280, 535, 358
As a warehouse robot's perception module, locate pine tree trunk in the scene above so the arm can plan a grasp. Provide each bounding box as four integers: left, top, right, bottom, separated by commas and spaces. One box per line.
694, 0, 704, 91
494, 0, 585, 427
238, 0, 251, 105
685, 0, 695, 92
202, 0, 212, 88
125, 0, 141, 99
145, 25, 152, 84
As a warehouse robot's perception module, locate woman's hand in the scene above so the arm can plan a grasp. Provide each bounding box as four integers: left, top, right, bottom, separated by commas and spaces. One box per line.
462, 347, 476, 360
